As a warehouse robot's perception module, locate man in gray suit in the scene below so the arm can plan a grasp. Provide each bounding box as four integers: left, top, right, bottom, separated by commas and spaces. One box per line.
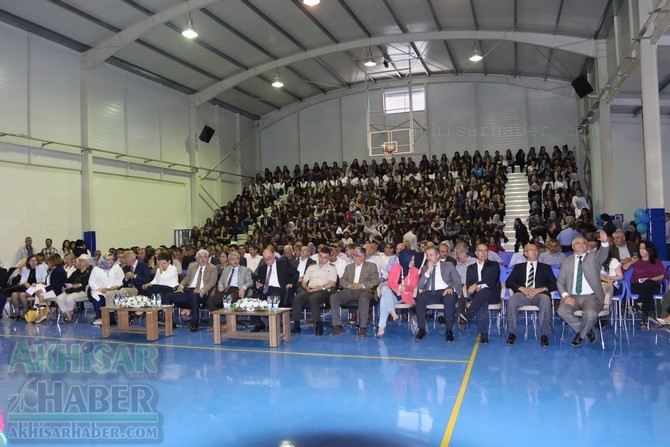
330, 246, 380, 338
608, 229, 638, 264
208, 251, 253, 310
414, 246, 462, 342
557, 230, 610, 346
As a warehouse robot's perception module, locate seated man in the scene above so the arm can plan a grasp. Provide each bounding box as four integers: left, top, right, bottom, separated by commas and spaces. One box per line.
209, 251, 253, 309
608, 229, 637, 264
465, 244, 501, 344
162, 249, 217, 332
505, 244, 557, 347
329, 246, 379, 338
249, 248, 298, 332
120, 251, 151, 295
557, 230, 609, 346
414, 246, 462, 342
290, 247, 338, 336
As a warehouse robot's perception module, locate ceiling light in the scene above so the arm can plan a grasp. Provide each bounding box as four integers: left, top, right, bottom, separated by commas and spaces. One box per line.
363, 49, 376, 67
272, 71, 283, 88
469, 43, 483, 62
303, 0, 320, 5
181, 14, 198, 39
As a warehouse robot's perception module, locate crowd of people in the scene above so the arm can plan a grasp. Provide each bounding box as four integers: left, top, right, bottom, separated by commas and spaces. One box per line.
1, 144, 668, 345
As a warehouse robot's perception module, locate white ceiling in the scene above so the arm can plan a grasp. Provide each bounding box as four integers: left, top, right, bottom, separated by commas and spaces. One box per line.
2, 0, 667, 120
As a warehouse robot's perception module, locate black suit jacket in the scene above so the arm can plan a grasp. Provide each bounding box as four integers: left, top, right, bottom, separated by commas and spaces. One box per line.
254, 257, 298, 297
466, 260, 501, 296
505, 261, 557, 294
123, 261, 152, 289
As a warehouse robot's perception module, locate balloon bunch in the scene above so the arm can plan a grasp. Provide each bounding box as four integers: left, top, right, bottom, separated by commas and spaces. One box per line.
633, 208, 650, 234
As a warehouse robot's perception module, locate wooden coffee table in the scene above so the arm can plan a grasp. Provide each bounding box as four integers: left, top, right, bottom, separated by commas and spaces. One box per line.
101, 305, 173, 341
211, 308, 290, 348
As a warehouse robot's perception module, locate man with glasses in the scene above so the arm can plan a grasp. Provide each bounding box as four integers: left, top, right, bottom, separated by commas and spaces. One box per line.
249, 248, 298, 332
505, 244, 557, 347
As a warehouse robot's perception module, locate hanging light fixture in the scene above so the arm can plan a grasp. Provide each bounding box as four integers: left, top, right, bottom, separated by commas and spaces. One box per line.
181, 13, 198, 39
303, 0, 320, 5
469, 42, 483, 62
272, 70, 283, 88
363, 49, 376, 67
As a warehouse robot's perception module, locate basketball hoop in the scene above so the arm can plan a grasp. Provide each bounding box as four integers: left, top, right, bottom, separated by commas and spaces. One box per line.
382, 141, 397, 160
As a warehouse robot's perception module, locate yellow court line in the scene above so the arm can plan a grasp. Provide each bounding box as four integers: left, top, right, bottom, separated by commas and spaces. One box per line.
441, 336, 481, 446
0, 334, 470, 364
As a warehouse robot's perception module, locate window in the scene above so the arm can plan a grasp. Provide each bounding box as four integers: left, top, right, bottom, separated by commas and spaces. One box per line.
383, 86, 425, 115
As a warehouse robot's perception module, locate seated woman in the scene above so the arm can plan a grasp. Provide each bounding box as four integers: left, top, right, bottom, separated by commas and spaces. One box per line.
621, 240, 667, 327
63, 252, 77, 278
376, 249, 419, 337
9, 254, 47, 319
88, 253, 125, 325
141, 252, 179, 297
55, 254, 93, 322
34, 254, 68, 323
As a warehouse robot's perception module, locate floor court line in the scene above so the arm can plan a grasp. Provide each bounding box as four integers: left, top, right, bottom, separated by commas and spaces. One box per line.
441, 337, 481, 446
0, 333, 471, 364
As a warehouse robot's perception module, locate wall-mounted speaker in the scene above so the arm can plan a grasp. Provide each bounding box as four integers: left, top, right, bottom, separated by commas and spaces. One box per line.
571, 76, 594, 99
199, 125, 215, 143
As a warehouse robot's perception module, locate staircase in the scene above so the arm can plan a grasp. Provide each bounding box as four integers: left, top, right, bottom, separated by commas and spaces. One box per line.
503, 172, 530, 251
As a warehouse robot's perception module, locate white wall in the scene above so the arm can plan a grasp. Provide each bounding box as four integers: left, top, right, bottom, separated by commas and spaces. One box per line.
261, 82, 580, 167
0, 22, 253, 265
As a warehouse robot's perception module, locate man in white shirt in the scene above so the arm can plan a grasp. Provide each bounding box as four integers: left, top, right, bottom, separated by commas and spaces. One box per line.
244, 245, 263, 273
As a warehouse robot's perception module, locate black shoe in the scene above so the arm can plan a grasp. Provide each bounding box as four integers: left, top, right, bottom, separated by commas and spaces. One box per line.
480, 333, 489, 344
251, 323, 266, 332
315, 321, 323, 336
571, 334, 584, 346
541, 335, 549, 347
445, 330, 454, 343
599, 319, 609, 329
358, 327, 367, 338
506, 334, 516, 346
290, 322, 301, 334
330, 326, 345, 337
415, 329, 426, 341
437, 315, 445, 325
587, 330, 596, 344
189, 324, 198, 333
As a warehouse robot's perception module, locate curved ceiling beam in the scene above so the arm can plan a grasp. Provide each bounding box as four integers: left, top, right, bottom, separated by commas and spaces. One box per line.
81, 0, 222, 70
194, 30, 598, 106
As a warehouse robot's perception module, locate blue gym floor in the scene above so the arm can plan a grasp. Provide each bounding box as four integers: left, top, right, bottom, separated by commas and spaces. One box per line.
0, 314, 667, 447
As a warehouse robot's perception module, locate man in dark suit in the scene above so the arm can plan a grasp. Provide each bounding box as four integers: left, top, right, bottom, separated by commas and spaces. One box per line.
465, 244, 501, 344
250, 248, 299, 332
415, 246, 462, 342
163, 249, 218, 332
557, 230, 610, 346
608, 229, 638, 264
121, 251, 152, 293
505, 243, 558, 347
329, 246, 380, 338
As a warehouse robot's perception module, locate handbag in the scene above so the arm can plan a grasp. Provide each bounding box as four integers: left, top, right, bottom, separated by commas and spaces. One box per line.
24, 309, 37, 323
409, 312, 419, 335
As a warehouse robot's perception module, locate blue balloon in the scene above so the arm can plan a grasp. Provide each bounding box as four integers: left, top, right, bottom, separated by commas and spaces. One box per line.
637, 223, 648, 234
634, 217, 640, 225
634, 208, 646, 218
638, 213, 651, 224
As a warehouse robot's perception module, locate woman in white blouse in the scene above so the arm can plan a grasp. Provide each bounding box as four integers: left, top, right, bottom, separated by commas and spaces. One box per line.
141, 252, 179, 296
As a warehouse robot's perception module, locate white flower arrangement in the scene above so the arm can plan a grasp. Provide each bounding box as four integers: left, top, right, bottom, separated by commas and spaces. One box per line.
231, 298, 269, 312
119, 295, 154, 308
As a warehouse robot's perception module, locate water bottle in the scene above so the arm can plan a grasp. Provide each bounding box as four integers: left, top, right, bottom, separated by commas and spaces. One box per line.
151, 294, 157, 307
114, 293, 120, 307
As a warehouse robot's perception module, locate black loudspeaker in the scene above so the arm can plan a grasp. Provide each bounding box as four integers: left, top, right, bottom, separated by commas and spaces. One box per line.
571, 76, 594, 99
198, 125, 215, 143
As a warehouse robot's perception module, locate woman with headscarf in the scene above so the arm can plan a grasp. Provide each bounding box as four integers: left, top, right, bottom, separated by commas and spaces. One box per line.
88, 252, 125, 325
376, 249, 419, 337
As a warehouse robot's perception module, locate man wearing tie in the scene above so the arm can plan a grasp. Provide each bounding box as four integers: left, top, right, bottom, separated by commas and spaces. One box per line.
557, 230, 610, 346
163, 249, 218, 332
465, 244, 501, 344
250, 248, 298, 332
414, 246, 462, 342
208, 251, 253, 309
505, 243, 557, 347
